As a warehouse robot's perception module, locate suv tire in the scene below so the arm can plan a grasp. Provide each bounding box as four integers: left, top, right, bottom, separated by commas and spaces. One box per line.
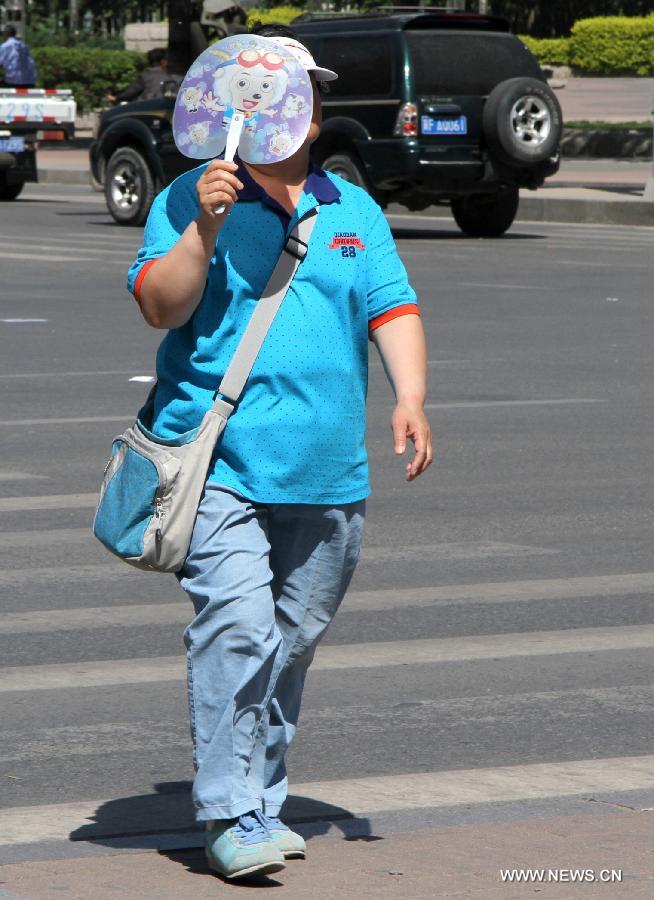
105, 147, 156, 226
483, 77, 562, 168
0, 176, 24, 201
321, 152, 368, 190
451, 186, 519, 238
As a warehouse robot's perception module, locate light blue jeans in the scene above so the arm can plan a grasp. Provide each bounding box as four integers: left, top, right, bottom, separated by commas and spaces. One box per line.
178, 482, 365, 821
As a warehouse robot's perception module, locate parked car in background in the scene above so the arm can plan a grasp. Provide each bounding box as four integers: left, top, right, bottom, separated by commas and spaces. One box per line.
0, 87, 75, 200
90, 10, 562, 236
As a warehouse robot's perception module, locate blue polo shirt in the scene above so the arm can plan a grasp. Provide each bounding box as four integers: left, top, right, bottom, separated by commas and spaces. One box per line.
127, 160, 419, 504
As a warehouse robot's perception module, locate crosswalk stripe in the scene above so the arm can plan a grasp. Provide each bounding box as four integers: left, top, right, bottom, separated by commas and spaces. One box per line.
0, 241, 134, 257
4, 572, 654, 635
0, 415, 131, 427
347, 572, 654, 610
2, 625, 653, 692
0, 564, 141, 588
0, 252, 102, 263
0, 493, 97, 512
0, 471, 46, 481
424, 398, 603, 410
1, 528, 92, 548
0, 544, 555, 588
1, 753, 653, 846
0, 531, 554, 562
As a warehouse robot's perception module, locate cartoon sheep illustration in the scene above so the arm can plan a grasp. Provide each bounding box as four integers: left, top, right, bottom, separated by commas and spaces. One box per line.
281, 93, 306, 120
188, 121, 211, 146
181, 85, 204, 114
269, 126, 293, 157
211, 48, 289, 132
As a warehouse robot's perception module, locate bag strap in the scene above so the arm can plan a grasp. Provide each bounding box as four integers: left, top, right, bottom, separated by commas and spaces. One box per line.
212, 206, 319, 414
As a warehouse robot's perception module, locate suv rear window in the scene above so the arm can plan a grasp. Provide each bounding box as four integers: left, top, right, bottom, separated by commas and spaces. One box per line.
408, 31, 542, 95
319, 36, 394, 97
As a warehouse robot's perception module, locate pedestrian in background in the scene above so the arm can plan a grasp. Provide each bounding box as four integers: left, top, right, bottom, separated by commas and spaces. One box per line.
128, 22, 432, 882
0, 25, 37, 88
108, 47, 181, 104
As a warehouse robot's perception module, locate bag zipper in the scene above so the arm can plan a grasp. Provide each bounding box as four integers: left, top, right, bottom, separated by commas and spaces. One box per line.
155, 495, 164, 542
114, 434, 168, 542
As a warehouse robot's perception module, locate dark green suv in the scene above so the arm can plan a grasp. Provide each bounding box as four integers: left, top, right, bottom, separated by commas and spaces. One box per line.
294, 11, 562, 236
91, 11, 562, 236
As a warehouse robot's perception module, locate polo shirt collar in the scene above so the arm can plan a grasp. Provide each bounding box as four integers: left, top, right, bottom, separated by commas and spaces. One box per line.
236, 158, 341, 210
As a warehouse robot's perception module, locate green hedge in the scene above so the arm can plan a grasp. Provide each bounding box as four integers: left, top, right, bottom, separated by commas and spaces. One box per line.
33, 47, 146, 113
246, 6, 304, 27
570, 15, 654, 76
519, 36, 571, 67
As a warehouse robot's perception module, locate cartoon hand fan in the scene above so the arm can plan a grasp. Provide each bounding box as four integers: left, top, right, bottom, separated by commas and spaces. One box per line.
173, 35, 313, 208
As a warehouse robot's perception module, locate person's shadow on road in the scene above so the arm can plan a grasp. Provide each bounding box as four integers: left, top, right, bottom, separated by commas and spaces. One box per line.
69, 781, 380, 884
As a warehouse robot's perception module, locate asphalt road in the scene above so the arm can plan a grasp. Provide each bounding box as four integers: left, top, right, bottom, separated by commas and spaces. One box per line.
2, 184, 654, 863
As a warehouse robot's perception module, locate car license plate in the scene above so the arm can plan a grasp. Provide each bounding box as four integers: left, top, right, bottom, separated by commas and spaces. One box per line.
0, 136, 25, 152
421, 115, 467, 136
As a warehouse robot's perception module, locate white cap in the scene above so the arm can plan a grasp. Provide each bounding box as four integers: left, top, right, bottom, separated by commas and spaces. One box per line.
274, 36, 338, 82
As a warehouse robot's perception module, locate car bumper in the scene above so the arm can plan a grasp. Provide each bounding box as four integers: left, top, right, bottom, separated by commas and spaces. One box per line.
357, 138, 558, 195
0, 149, 37, 183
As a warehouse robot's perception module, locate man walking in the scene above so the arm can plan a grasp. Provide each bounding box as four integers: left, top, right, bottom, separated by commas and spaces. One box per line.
128, 24, 432, 882
0, 26, 37, 88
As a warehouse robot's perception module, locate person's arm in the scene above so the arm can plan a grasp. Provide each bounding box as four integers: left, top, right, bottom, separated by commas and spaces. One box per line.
363, 201, 432, 481
372, 314, 432, 481
115, 74, 146, 103
137, 160, 243, 329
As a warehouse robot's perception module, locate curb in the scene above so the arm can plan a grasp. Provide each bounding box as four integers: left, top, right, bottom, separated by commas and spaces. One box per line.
36, 169, 654, 227
387, 195, 654, 228
517, 195, 654, 226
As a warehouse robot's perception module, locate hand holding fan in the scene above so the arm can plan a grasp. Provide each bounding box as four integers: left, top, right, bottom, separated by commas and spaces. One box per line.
172, 35, 314, 212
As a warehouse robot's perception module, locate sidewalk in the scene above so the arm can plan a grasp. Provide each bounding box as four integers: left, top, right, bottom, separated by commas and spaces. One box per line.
1, 805, 652, 899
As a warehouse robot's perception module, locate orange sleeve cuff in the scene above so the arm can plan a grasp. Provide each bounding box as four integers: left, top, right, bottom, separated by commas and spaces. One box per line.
368, 303, 421, 336
133, 258, 160, 305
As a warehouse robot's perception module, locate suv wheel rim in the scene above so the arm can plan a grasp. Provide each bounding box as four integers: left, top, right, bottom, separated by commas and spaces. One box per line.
509, 95, 551, 147
110, 161, 141, 211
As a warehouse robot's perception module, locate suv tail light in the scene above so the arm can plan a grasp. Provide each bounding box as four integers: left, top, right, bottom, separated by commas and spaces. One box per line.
394, 102, 418, 137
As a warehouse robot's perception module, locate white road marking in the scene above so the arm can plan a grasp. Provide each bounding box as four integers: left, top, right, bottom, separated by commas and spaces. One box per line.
346, 572, 654, 611
459, 283, 536, 290
4, 572, 654, 635
0, 318, 48, 324
0, 252, 101, 262
5, 572, 654, 634
0, 471, 46, 481
0, 493, 97, 512
360, 542, 557, 562
0, 232, 138, 247
1, 625, 653, 692
0, 242, 132, 257
424, 398, 603, 410
556, 259, 649, 269
2, 754, 654, 845
6, 402, 600, 424
0, 370, 148, 380
4, 571, 654, 635
0, 563, 143, 588
129, 375, 155, 383
1, 527, 93, 547
0, 415, 131, 426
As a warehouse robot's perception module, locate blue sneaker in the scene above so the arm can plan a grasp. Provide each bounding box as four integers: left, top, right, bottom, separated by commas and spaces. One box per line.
205, 810, 286, 879
261, 814, 306, 859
